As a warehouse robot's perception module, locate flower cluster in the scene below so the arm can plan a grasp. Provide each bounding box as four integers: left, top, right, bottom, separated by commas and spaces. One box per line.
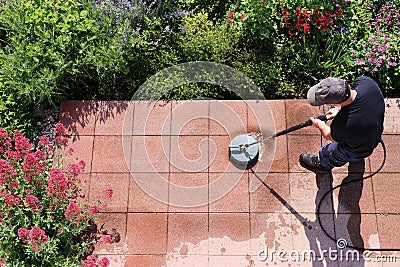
0, 123, 113, 266
81, 255, 110, 267
18, 226, 48, 252
281, 5, 344, 37
227, 11, 247, 23
352, 3, 399, 72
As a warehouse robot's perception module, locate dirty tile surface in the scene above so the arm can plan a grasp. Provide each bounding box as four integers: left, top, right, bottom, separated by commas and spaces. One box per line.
60, 99, 400, 267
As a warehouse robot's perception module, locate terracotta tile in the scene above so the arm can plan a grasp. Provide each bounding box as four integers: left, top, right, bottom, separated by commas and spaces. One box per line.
93, 213, 127, 255
170, 100, 209, 135
95, 101, 132, 136
284, 99, 323, 135
64, 135, 94, 173
75, 173, 91, 205
132, 101, 171, 135
169, 136, 209, 172
130, 135, 170, 173
369, 134, 400, 173
209, 100, 247, 136
332, 167, 376, 214
252, 134, 288, 173
209, 172, 248, 207
372, 173, 400, 213
208, 255, 257, 266
166, 255, 208, 266
291, 212, 337, 259
287, 134, 322, 172
250, 173, 290, 213
169, 172, 208, 212
95, 255, 130, 267
92, 136, 130, 173
128, 173, 169, 212
126, 213, 168, 254
246, 100, 277, 135
383, 98, 400, 133
209, 135, 247, 173
209, 213, 250, 255
250, 213, 293, 256
59, 100, 97, 137
334, 214, 379, 256
167, 213, 209, 255
124, 255, 166, 267
209, 172, 249, 213
377, 214, 400, 254
89, 173, 129, 212
289, 172, 335, 213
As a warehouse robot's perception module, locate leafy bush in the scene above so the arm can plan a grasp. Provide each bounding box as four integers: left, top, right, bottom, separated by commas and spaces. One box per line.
0, 123, 113, 266
348, 1, 399, 94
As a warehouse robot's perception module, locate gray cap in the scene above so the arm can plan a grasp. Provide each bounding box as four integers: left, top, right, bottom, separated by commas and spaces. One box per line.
307, 78, 348, 106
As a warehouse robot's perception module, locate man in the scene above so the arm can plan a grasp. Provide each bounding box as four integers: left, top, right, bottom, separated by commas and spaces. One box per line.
299, 76, 385, 173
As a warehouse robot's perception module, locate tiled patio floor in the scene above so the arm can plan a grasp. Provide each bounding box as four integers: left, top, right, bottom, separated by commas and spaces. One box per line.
60, 99, 400, 267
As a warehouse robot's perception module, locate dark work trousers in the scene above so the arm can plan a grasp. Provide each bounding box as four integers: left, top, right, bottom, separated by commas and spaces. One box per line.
318, 142, 363, 170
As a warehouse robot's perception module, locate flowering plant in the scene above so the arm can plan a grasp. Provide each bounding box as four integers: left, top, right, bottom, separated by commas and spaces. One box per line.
281, 4, 344, 38
0, 123, 113, 267
351, 2, 399, 73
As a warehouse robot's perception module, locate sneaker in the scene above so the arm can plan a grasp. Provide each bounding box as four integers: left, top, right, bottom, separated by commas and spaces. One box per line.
299, 154, 331, 174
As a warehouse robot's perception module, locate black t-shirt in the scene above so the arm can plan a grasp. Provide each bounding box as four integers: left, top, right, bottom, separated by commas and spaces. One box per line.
330, 76, 385, 157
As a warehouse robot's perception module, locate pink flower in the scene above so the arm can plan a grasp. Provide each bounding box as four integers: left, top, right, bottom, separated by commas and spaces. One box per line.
88, 205, 99, 214
99, 257, 110, 267
25, 195, 43, 212
64, 202, 82, 221
240, 13, 246, 20
104, 188, 113, 199
38, 135, 50, 146
67, 163, 81, 176
46, 168, 69, 198
0, 257, 5, 267
29, 226, 48, 252
97, 234, 112, 245
4, 193, 20, 207
18, 228, 30, 244
81, 260, 96, 267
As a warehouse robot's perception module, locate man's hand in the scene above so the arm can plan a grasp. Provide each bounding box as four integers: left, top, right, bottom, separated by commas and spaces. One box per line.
327, 106, 341, 119
310, 117, 335, 142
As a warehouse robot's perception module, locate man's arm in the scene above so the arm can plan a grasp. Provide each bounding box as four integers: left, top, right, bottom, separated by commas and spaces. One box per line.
310, 118, 335, 142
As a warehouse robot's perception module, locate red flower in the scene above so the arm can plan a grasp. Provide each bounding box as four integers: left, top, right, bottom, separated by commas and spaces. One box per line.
29, 226, 48, 252
304, 21, 311, 33
88, 205, 99, 214
46, 168, 69, 198
17, 228, 30, 244
81, 260, 96, 267
104, 188, 114, 199
4, 193, 20, 207
227, 11, 235, 23
64, 202, 82, 221
99, 257, 110, 267
25, 195, 43, 212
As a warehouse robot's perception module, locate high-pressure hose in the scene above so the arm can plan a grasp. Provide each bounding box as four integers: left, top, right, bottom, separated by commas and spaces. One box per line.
316, 140, 400, 251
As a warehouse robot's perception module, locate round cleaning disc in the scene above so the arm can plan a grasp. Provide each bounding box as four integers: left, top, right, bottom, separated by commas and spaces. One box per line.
228, 134, 259, 170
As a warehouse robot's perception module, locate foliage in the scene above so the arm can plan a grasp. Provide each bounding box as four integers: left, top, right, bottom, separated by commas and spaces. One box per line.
0, 123, 113, 266
348, 1, 399, 94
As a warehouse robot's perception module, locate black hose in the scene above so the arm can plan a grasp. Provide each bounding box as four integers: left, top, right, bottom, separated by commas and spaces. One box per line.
316, 140, 400, 251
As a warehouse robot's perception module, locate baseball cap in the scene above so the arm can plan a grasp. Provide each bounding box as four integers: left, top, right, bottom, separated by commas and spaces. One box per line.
307, 78, 349, 106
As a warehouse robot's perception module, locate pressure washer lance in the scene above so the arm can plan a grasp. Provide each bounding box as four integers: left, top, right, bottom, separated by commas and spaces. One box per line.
232, 114, 331, 151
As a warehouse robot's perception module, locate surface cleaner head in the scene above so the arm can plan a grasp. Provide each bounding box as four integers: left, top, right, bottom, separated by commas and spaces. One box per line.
228, 134, 259, 170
